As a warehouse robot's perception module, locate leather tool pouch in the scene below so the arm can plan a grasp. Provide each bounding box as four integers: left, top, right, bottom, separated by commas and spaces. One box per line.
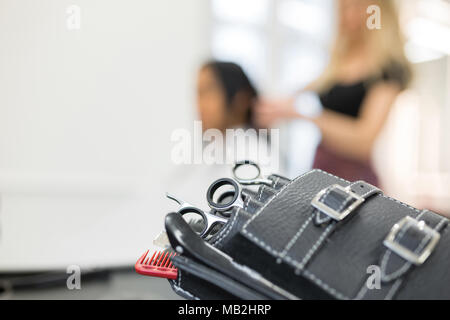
167, 169, 450, 300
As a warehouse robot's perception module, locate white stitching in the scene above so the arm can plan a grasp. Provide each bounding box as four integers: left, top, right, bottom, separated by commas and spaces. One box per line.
337, 193, 354, 213
273, 176, 281, 189
354, 277, 404, 300
275, 176, 281, 188
380, 223, 413, 281
320, 186, 333, 202
382, 212, 445, 282
415, 209, 427, 220
171, 282, 200, 300
381, 215, 446, 298
360, 188, 380, 199
435, 218, 446, 231
350, 181, 381, 199
355, 210, 445, 300
243, 196, 251, 211
316, 169, 349, 184
318, 171, 418, 213
315, 211, 331, 225
243, 168, 420, 258
239, 170, 360, 300
242, 169, 319, 232
379, 209, 423, 278
283, 181, 362, 271
278, 215, 314, 261
354, 282, 369, 300
291, 223, 335, 272
241, 169, 423, 301
241, 170, 319, 257
382, 195, 421, 213
312, 186, 334, 225
211, 208, 241, 247
302, 270, 350, 300
244, 228, 281, 257
384, 279, 403, 300
258, 185, 266, 201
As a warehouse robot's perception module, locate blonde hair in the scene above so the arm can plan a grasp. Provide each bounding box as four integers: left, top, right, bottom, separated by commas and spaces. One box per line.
312, 0, 411, 92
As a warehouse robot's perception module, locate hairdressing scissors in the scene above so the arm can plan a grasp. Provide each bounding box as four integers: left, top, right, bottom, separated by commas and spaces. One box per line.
206, 160, 275, 213
166, 193, 228, 238
206, 177, 246, 213
232, 160, 273, 186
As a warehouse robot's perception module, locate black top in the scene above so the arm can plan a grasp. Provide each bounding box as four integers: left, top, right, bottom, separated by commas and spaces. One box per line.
319, 62, 409, 118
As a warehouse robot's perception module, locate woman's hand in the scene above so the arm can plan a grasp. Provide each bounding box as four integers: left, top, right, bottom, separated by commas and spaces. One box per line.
253, 97, 300, 128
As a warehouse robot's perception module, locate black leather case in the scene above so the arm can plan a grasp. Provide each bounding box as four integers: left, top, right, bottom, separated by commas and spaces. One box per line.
168, 169, 449, 300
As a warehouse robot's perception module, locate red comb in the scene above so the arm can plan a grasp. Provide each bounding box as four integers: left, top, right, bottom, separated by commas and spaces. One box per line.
135, 250, 178, 280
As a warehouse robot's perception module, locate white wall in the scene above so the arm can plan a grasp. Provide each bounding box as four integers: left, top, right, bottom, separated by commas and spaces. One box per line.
0, 0, 211, 270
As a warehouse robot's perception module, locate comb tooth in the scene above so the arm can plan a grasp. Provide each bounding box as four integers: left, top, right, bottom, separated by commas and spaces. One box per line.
147, 251, 157, 265
164, 252, 173, 268
163, 253, 172, 267
151, 251, 161, 266
140, 249, 149, 264
160, 252, 169, 267
157, 251, 164, 265
156, 251, 167, 266
155, 251, 164, 266
157, 252, 165, 267
162, 254, 169, 267
169, 252, 176, 267
168, 253, 176, 268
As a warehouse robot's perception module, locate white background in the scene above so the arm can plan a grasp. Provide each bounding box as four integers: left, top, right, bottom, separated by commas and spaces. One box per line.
0, 0, 213, 270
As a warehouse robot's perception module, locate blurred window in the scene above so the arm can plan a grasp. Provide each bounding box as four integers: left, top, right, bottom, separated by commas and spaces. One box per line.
211, 0, 333, 177
211, 0, 334, 94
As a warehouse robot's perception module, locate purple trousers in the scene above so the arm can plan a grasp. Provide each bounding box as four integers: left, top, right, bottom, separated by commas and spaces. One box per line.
313, 145, 379, 187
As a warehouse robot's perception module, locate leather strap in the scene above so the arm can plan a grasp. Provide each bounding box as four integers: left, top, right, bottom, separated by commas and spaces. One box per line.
256, 185, 277, 203
314, 181, 381, 225
268, 174, 291, 190
355, 209, 448, 300
278, 181, 382, 273
243, 196, 264, 215
242, 187, 276, 214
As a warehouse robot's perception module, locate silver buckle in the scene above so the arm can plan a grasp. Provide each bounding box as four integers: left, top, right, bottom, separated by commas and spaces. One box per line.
311, 184, 365, 221
383, 216, 441, 265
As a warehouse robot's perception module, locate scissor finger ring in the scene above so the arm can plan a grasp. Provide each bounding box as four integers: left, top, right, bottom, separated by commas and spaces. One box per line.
206, 178, 245, 212
166, 193, 227, 238
232, 160, 272, 186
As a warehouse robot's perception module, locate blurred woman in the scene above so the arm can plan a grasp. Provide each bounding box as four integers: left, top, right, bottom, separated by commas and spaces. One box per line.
255, 0, 412, 185
193, 60, 282, 179
197, 61, 258, 132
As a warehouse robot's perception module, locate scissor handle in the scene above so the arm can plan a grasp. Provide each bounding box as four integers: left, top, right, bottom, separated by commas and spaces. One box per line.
180, 207, 227, 238
166, 193, 227, 238
207, 178, 244, 212
232, 160, 272, 186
